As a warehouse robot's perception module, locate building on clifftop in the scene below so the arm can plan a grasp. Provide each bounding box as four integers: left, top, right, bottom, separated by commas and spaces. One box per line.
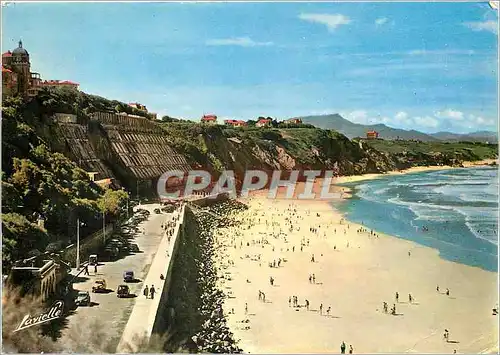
201, 114, 218, 124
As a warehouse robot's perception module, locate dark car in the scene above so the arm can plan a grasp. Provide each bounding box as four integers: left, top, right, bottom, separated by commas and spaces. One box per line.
123, 271, 134, 282
117, 285, 130, 298
75, 291, 91, 306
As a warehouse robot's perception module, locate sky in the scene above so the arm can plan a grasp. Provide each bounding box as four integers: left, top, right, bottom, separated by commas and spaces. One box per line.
2, 1, 499, 134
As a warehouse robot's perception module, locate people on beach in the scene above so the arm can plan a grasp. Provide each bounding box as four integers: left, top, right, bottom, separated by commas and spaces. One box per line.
437, 285, 440, 292
245, 303, 248, 314
409, 293, 412, 303
395, 292, 399, 302
340, 341, 346, 354
327, 306, 331, 316
143, 285, 149, 299
446, 288, 450, 296
349, 345, 353, 354
320, 303, 323, 315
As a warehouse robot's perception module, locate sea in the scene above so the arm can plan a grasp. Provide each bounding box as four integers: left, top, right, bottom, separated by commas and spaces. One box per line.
335, 167, 499, 272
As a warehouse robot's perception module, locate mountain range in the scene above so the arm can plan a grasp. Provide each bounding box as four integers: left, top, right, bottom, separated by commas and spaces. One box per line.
298, 114, 498, 143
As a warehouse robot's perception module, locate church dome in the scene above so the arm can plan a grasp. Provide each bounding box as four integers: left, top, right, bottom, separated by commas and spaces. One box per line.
12, 40, 28, 56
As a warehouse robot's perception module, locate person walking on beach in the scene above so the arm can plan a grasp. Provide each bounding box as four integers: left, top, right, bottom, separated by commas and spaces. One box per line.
150, 285, 156, 300
395, 292, 399, 303
143, 285, 149, 299
262, 293, 266, 302
258, 291, 262, 300
309, 275, 312, 283
437, 285, 440, 292
311, 254, 315, 262
320, 303, 323, 315
245, 303, 248, 314
312, 274, 316, 283
327, 306, 331, 316
305, 299, 310, 310
288, 296, 291, 307
383, 302, 388, 313
446, 288, 450, 296
349, 345, 353, 354
340, 341, 346, 354
443, 329, 449, 342
409, 294, 413, 303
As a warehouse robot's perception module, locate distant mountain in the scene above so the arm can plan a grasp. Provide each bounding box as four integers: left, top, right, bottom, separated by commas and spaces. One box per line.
299, 114, 439, 141
430, 131, 498, 143
299, 114, 498, 143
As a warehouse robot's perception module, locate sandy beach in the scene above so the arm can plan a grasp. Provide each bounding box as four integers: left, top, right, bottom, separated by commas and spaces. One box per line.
210, 171, 499, 353
334, 159, 498, 185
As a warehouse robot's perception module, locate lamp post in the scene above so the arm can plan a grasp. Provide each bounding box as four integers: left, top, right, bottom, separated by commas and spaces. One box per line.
103, 210, 106, 244
76, 217, 80, 270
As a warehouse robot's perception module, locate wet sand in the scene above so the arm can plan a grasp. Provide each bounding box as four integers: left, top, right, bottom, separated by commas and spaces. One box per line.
211, 186, 498, 353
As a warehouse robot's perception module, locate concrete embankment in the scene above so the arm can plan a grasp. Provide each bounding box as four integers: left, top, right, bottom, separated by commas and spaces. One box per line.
161, 200, 243, 353
116, 194, 237, 353
116, 204, 185, 352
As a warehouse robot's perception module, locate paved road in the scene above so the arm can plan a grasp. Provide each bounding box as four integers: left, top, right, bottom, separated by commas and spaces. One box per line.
57, 203, 170, 351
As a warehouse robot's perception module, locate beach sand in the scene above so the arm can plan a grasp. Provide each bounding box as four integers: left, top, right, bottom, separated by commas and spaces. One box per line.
334, 159, 498, 185
211, 178, 499, 354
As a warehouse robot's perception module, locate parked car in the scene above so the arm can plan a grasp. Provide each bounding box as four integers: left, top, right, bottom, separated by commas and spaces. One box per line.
123, 271, 134, 282
75, 291, 91, 306
104, 246, 119, 260
117, 285, 130, 298
92, 279, 107, 293
89, 254, 98, 265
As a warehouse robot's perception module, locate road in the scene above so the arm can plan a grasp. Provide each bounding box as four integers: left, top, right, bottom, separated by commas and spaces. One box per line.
57, 203, 170, 352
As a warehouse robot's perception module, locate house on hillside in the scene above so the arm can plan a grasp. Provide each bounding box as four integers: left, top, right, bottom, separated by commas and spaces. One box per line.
256, 118, 271, 127
224, 119, 247, 127
201, 114, 217, 125
40, 80, 79, 91
285, 118, 302, 124
366, 130, 379, 139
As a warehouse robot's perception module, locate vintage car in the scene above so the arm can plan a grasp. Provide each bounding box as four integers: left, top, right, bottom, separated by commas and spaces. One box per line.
89, 254, 98, 265
123, 270, 134, 282
92, 279, 107, 293
117, 285, 130, 298
75, 291, 91, 306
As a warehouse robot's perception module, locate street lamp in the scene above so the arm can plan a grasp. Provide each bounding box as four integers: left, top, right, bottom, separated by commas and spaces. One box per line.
76, 218, 85, 270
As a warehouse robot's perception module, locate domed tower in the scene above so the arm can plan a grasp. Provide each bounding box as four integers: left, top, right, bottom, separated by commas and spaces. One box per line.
10, 40, 31, 95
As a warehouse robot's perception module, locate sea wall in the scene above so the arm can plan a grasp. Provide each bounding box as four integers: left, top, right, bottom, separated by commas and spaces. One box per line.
116, 204, 186, 353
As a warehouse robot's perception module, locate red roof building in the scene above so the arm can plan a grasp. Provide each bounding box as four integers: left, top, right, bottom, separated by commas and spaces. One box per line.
40, 80, 79, 90
129, 102, 148, 111
224, 119, 247, 127
201, 114, 218, 124
285, 118, 303, 124
256, 118, 271, 127
366, 130, 379, 139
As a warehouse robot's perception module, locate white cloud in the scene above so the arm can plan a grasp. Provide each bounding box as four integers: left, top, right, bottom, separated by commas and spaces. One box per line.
394, 111, 412, 125
298, 13, 351, 32
375, 17, 388, 26
408, 49, 475, 56
413, 116, 440, 128
342, 110, 370, 124
464, 20, 498, 35
435, 109, 464, 120
205, 37, 274, 47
